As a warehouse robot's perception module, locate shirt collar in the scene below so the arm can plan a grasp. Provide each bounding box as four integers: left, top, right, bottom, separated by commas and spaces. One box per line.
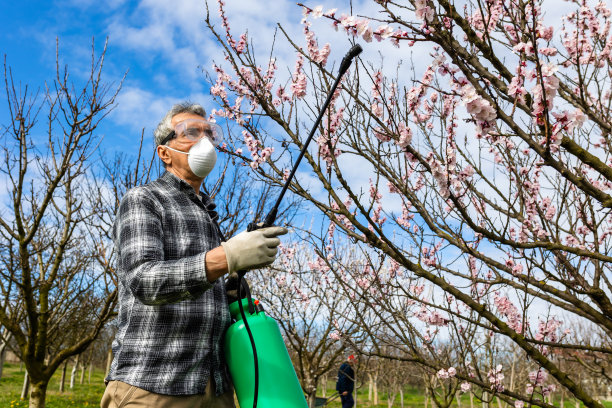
159, 171, 215, 207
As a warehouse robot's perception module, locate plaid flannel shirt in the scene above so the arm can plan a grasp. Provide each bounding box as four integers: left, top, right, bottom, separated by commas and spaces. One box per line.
106, 171, 231, 396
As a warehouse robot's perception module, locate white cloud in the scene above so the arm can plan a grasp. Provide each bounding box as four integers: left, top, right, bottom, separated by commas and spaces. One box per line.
111, 86, 217, 135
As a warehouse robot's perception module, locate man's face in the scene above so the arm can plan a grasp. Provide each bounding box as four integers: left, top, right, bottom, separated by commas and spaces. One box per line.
157, 112, 206, 177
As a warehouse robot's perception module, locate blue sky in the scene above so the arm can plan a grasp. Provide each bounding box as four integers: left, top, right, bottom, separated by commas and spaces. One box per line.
0, 0, 301, 156
2, 0, 221, 156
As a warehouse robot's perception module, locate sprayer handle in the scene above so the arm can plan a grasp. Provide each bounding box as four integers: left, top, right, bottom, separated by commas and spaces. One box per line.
247, 222, 265, 232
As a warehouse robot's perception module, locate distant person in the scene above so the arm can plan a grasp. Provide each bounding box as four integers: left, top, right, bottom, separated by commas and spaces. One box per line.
336, 354, 356, 408
101, 102, 287, 408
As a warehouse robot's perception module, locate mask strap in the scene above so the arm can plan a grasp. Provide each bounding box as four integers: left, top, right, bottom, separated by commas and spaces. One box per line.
163, 145, 189, 155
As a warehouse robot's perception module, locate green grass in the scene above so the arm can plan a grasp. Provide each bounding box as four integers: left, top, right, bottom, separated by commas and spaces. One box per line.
316, 380, 612, 408
0, 362, 106, 408
317, 382, 467, 408
2, 363, 611, 408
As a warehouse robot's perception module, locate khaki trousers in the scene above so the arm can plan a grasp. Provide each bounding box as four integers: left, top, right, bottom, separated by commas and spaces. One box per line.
101, 379, 235, 408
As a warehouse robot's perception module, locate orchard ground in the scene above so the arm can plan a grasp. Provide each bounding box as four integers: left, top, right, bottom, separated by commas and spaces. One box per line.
2, 362, 611, 408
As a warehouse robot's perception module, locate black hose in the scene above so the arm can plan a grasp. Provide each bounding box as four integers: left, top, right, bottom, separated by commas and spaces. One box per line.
210, 216, 259, 408
237, 272, 259, 408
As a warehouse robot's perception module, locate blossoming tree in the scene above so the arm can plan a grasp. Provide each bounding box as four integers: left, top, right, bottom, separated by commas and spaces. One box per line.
248, 243, 366, 407
204, 0, 611, 407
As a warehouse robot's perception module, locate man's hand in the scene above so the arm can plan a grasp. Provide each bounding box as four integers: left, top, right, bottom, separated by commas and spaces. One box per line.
342, 391, 348, 396
221, 226, 288, 274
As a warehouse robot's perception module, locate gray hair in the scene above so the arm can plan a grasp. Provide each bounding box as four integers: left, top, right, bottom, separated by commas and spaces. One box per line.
153, 102, 207, 146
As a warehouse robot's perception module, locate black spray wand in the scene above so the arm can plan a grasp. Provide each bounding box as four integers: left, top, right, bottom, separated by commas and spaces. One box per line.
247, 44, 363, 231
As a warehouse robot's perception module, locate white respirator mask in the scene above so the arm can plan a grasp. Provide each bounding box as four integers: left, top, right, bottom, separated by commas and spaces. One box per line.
164, 137, 217, 178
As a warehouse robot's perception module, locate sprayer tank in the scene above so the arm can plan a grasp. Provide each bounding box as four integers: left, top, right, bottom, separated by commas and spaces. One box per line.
224, 299, 308, 408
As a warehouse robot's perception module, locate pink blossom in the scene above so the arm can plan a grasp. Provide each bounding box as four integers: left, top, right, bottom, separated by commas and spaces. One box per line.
329, 331, 341, 341
323, 8, 337, 18
311, 5, 324, 19
460, 382, 471, 392
545, 205, 556, 220
487, 365, 505, 392
508, 75, 527, 102
242, 130, 274, 169
542, 384, 556, 397
290, 54, 307, 99
528, 369, 548, 386
373, 25, 395, 41
397, 122, 413, 148
535, 317, 561, 343
538, 25, 554, 41
361, 27, 373, 42
355, 19, 370, 36
437, 369, 449, 379
427, 154, 450, 198
494, 293, 523, 333
235, 33, 247, 54
276, 275, 287, 287
461, 84, 496, 123
539, 47, 558, 56
415, 0, 434, 22
513, 41, 535, 56
530, 63, 560, 117
415, 305, 448, 326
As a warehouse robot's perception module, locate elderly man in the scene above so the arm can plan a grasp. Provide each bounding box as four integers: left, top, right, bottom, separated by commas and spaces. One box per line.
101, 102, 287, 408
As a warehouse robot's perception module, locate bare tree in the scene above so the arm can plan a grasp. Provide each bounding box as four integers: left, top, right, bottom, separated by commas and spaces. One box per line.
0, 40, 125, 408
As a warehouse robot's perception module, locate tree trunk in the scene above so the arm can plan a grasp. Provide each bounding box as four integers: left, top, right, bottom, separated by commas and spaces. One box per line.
457, 391, 462, 408
59, 361, 68, 392
368, 373, 373, 401
105, 348, 113, 378
482, 391, 488, 408
354, 370, 358, 408
80, 362, 86, 385
307, 391, 317, 408
400, 388, 404, 408
29, 380, 48, 408
560, 390, 565, 408
21, 370, 30, 400
470, 391, 475, 408
0, 341, 7, 380
321, 374, 327, 397
387, 391, 395, 408
373, 376, 378, 405
88, 363, 93, 384
70, 355, 79, 389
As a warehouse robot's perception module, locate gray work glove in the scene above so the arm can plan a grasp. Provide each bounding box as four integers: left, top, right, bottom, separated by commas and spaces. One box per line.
221, 226, 288, 274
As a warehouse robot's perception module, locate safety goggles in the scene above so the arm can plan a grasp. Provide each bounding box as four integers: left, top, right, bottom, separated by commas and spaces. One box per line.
160, 119, 223, 147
